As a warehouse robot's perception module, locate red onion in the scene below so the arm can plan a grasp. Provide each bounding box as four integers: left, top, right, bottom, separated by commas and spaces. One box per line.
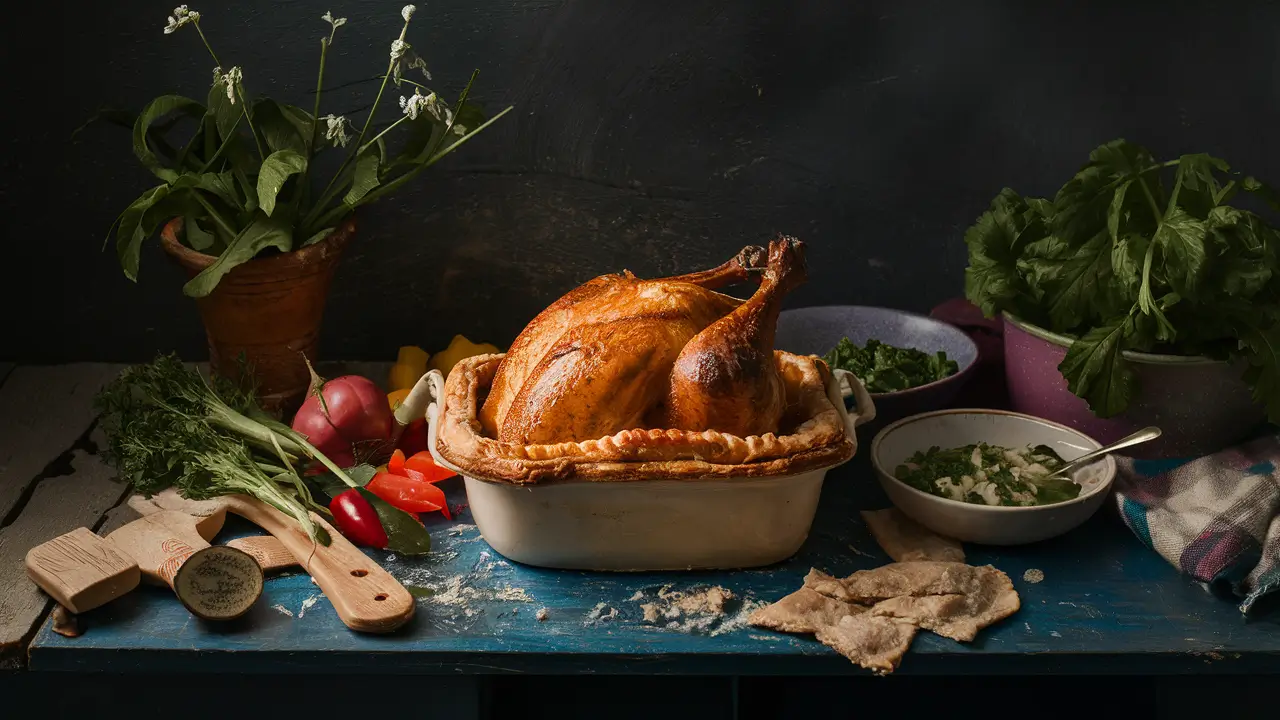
291, 358, 394, 468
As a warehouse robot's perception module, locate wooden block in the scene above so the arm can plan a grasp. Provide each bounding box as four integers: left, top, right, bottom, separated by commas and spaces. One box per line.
0, 448, 128, 658
25, 528, 140, 613
227, 536, 298, 573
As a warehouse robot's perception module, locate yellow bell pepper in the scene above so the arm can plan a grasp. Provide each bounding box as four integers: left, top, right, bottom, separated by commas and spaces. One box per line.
388, 346, 429, 391
387, 387, 412, 411
429, 335, 502, 377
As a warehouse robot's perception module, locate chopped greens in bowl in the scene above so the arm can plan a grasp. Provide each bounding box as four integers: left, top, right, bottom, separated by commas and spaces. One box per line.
894, 443, 1084, 507
823, 337, 959, 394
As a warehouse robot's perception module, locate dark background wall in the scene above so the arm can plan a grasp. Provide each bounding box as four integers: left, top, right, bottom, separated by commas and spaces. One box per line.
4, 0, 1278, 363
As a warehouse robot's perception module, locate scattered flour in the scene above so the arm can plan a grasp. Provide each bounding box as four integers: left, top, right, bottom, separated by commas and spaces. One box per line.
1023, 568, 1045, 584
536, 608, 549, 621
586, 602, 619, 623
272, 604, 294, 617
298, 595, 319, 618
628, 585, 764, 637
430, 575, 534, 606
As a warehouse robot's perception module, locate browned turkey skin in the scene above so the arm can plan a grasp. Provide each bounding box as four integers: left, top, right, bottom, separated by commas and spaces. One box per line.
480, 237, 806, 444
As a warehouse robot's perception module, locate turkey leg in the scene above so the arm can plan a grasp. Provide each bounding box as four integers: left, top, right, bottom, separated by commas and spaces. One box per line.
661, 236, 808, 437
664, 245, 766, 290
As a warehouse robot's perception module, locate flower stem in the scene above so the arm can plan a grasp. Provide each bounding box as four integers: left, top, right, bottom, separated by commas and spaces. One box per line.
300, 36, 332, 208
235, 85, 267, 160
304, 19, 411, 230
360, 115, 409, 154
192, 21, 222, 67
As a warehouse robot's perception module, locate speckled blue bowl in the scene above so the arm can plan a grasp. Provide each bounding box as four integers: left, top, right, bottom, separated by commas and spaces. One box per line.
776, 305, 979, 430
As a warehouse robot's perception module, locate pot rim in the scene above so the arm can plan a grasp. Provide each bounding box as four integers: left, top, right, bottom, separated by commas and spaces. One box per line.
1002, 312, 1224, 367
159, 216, 356, 270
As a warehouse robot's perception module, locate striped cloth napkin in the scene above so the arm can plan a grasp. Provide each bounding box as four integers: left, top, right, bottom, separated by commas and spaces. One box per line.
1114, 434, 1280, 615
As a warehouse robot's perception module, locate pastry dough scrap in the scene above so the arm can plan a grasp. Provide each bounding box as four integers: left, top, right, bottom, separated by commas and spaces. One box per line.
860, 508, 966, 563
747, 587, 867, 635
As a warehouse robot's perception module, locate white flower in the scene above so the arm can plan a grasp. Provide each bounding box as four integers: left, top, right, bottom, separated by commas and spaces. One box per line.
390, 39, 410, 61
321, 114, 352, 148
402, 5, 417, 22
321, 11, 347, 30
399, 89, 430, 120
163, 5, 201, 34
389, 39, 431, 85
452, 123, 467, 137
213, 66, 243, 104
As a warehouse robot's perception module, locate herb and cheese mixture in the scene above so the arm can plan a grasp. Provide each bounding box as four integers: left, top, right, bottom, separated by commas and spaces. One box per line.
894, 443, 1083, 507
822, 337, 958, 393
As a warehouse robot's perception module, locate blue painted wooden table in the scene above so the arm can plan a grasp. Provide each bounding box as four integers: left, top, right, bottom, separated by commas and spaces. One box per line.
28, 454, 1280, 675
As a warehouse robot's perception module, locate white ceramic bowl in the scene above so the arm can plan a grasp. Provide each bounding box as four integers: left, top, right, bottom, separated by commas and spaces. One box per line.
869, 409, 1116, 545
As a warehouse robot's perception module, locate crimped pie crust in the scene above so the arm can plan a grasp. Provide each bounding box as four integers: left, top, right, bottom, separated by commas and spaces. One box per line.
434, 352, 856, 484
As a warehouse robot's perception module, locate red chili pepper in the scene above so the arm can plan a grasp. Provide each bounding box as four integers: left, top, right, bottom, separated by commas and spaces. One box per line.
404, 451, 458, 483
366, 471, 448, 516
328, 489, 388, 549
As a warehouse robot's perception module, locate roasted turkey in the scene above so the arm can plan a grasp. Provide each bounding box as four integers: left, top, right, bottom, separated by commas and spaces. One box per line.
479, 236, 808, 444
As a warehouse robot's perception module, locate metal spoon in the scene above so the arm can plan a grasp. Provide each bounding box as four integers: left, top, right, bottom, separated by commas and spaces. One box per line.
1046, 426, 1163, 480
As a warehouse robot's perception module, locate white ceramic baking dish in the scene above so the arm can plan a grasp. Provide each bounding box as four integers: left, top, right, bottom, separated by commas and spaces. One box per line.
417, 365, 875, 571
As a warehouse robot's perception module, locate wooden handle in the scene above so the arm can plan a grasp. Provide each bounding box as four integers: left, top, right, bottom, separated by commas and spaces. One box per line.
105, 512, 211, 589
221, 495, 415, 633
226, 536, 298, 573
25, 528, 140, 613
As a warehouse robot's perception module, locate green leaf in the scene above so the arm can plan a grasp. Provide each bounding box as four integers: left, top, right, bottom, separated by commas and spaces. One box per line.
1153, 206, 1207, 296
72, 107, 137, 140
1233, 318, 1280, 423
1058, 315, 1137, 418
170, 171, 241, 210
1053, 139, 1158, 245
114, 185, 170, 280
1111, 233, 1147, 294
356, 488, 432, 556
301, 227, 336, 247
343, 147, 382, 206
182, 215, 293, 297
253, 99, 313, 153
1243, 176, 1280, 213
1017, 231, 1126, 331
184, 216, 216, 251
1169, 153, 1229, 220
963, 188, 1049, 318
206, 84, 243, 142
256, 149, 308, 216
132, 95, 205, 183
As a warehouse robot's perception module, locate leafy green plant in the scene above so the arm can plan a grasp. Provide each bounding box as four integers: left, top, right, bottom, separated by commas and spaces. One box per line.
100, 5, 512, 297
964, 139, 1280, 421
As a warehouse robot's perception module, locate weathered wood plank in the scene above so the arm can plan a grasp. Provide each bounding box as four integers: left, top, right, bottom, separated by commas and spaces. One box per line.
0, 364, 127, 522
0, 446, 127, 663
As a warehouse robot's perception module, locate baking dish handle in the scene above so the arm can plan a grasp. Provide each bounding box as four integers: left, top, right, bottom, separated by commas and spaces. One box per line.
396, 368, 468, 477
833, 368, 877, 430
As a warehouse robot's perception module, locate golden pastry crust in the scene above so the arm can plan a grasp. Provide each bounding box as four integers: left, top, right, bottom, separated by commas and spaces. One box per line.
434, 352, 856, 484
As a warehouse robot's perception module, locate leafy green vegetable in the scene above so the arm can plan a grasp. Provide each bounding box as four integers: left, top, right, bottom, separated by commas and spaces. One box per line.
95, 354, 364, 543
822, 337, 958, 393
894, 443, 1080, 507
965, 139, 1280, 421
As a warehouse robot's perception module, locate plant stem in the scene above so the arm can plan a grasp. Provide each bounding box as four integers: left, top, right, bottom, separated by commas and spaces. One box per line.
360, 115, 409, 153
196, 113, 243, 173
235, 86, 267, 160
300, 36, 332, 209
354, 104, 513, 210
1136, 175, 1165, 223
192, 21, 222, 67
192, 192, 237, 237
304, 18, 412, 230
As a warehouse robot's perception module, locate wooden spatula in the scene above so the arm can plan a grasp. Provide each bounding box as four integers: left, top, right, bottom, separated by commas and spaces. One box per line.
149, 490, 415, 633
131, 493, 297, 572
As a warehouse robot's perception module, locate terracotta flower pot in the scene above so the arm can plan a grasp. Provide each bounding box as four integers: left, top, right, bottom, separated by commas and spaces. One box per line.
160, 217, 355, 413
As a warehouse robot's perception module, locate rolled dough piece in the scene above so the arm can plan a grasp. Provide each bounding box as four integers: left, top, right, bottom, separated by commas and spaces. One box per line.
861, 508, 965, 563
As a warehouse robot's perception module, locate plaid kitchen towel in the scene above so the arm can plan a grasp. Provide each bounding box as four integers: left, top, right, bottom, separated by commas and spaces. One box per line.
1114, 434, 1280, 615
